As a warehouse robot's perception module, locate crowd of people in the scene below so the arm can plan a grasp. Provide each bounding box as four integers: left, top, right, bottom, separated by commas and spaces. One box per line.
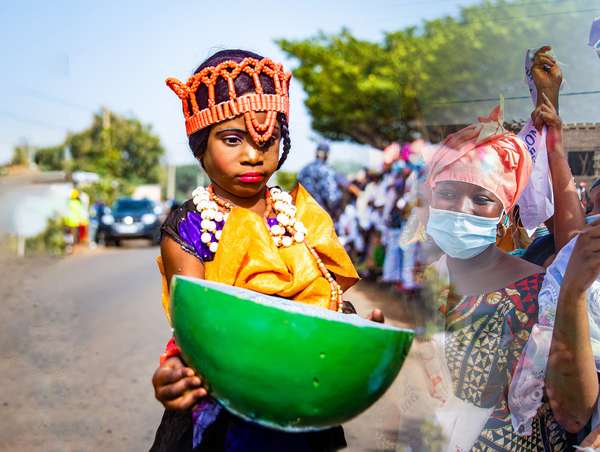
295, 45, 600, 450
299, 139, 430, 292
149, 43, 600, 452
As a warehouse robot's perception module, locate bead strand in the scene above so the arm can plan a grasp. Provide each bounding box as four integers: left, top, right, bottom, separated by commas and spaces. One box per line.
193, 184, 343, 312
306, 243, 343, 312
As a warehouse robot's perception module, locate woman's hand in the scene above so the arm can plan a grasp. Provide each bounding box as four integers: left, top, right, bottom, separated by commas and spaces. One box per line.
152, 356, 207, 411
563, 219, 600, 296
531, 46, 562, 100
580, 423, 600, 449
533, 92, 563, 153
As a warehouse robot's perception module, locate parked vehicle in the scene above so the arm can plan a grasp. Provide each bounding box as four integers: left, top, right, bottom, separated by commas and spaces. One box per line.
101, 198, 162, 246
90, 203, 113, 246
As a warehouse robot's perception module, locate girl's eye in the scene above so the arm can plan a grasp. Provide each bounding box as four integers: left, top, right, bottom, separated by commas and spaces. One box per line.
223, 135, 243, 146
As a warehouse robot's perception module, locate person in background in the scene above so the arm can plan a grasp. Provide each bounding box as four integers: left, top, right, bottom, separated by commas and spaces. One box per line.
577, 181, 590, 212
588, 177, 600, 215
381, 159, 408, 286
337, 185, 364, 262
64, 189, 87, 245
89, 199, 105, 248
297, 142, 344, 219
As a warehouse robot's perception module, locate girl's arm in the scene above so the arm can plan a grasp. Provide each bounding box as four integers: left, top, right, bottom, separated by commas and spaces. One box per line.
152, 236, 206, 411
161, 235, 205, 291
546, 221, 600, 433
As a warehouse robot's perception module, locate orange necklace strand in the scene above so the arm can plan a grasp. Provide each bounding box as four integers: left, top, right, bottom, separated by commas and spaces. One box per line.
202, 184, 343, 312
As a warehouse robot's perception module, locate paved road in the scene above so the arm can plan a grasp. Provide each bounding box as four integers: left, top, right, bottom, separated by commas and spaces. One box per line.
0, 245, 425, 452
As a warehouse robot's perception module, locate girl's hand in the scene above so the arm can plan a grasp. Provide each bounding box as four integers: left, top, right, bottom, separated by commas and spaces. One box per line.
562, 219, 600, 296
152, 356, 207, 411
531, 46, 563, 99
368, 308, 385, 323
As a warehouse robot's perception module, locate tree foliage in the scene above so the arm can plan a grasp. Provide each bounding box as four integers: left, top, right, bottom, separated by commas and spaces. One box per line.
34, 110, 165, 184
175, 164, 210, 200
278, 0, 599, 148
275, 171, 297, 192
11, 143, 33, 166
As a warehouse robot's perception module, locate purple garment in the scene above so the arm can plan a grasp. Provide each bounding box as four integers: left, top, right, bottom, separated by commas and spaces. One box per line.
192, 398, 223, 448
178, 211, 216, 261
178, 210, 278, 262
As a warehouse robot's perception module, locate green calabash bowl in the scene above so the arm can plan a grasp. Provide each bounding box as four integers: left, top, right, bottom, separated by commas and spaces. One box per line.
171, 276, 414, 431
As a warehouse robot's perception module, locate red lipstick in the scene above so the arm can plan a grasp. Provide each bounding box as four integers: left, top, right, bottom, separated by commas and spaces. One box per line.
238, 172, 265, 183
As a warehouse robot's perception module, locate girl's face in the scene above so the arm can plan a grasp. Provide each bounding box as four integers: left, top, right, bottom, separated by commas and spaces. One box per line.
202, 112, 281, 199
431, 180, 503, 218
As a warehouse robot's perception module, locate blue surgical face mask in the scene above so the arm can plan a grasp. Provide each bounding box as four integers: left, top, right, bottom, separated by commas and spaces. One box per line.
426, 207, 501, 259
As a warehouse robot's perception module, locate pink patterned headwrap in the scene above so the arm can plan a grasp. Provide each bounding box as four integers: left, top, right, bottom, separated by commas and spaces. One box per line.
427, 106, 532, 211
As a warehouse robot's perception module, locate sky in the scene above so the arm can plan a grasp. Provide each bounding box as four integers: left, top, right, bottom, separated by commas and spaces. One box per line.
0, 0, 489, 171
3, 0, 599, 173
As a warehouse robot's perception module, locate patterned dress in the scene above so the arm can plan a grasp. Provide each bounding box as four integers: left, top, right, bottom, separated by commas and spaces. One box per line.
444, 273, 569, 451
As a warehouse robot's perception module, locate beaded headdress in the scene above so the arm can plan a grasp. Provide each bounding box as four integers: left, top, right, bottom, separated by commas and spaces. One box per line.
166, 58, 291, 144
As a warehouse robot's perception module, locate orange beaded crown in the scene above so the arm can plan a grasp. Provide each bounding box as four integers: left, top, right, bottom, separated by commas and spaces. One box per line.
166, 57, 291, 144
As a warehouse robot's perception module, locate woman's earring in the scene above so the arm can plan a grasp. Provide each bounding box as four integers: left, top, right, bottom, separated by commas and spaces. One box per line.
497, 212, 509, 239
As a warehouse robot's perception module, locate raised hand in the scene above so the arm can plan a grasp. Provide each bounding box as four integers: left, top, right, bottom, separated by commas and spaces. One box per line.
531, 46, 563, 99
532, 92, 563, 151
562, 219, 600, 296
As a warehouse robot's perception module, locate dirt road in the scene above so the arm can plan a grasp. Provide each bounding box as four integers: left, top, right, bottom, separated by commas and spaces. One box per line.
0, 245, 428, 451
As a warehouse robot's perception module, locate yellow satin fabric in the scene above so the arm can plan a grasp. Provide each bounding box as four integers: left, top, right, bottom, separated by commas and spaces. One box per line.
158, 184, 359, 323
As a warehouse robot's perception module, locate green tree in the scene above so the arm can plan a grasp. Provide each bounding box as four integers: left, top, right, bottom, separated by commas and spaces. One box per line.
34, 110, 165, 184
11, 143, 32, 166
34, 145, 65, 171
175, 164, 209, 200
275, 171, 297, 191
278, 0, 599, 147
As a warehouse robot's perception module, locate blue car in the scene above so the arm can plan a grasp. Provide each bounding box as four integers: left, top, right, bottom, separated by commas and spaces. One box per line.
101, 198, 163, 246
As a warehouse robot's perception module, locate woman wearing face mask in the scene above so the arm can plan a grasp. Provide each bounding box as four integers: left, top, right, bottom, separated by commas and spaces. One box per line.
421, 106, 574, 451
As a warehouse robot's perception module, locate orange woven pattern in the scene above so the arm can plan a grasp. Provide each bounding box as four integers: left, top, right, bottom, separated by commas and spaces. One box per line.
166, 58, 291, 144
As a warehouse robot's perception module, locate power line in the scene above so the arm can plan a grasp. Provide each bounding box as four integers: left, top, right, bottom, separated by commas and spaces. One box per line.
14, 87, 96, 113
0, 111, 71, 131
466, 0, 568, 10
430, 89, 600, 106
25, 91, 94, 113
463, 6, 600, 24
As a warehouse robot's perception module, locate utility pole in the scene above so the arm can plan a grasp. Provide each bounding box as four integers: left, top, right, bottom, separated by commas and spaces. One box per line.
167, 164, 176, 200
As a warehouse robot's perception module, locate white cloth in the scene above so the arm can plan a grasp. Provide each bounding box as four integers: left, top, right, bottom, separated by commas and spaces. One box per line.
436, 397, 494, 452
356, 182, 377, 230
517, 120, 554, 232
337, 204, 364, 252
427, 333, 494, 452
516, 49, 555, 232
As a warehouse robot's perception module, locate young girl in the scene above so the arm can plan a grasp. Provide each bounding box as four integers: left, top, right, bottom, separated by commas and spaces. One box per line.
149, 49, 382, 452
